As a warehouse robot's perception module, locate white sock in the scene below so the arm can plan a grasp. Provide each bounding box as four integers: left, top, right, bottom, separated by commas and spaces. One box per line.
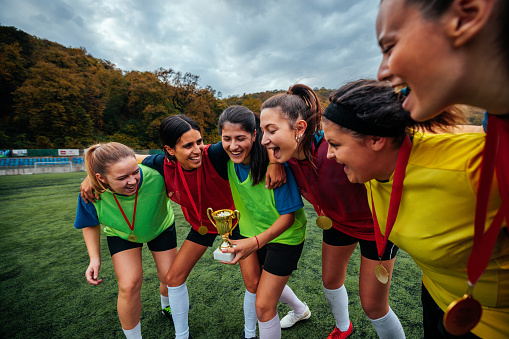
122, 321, 142, 339
161, 293, 170, 309
323, 284, 350, 331
258, 313, 281, 339
244, 289, 258, 338
369, 307, 405, 339
168, 283, 190, 339
279, 284, 306, 315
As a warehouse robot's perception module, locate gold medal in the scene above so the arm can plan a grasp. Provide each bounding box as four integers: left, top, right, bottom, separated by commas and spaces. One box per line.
316, 215, 332, 230
375, 263, 389, 284
443, 294, 482, 336
198, 225, 208, 235
128, 233, 136, 241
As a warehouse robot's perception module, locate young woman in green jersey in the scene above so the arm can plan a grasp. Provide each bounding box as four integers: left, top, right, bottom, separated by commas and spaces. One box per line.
74, 142, 177, 339
219, 106, 309, 339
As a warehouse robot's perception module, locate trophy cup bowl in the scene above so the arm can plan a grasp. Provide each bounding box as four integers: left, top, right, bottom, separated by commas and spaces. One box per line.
207, 207, 240, 261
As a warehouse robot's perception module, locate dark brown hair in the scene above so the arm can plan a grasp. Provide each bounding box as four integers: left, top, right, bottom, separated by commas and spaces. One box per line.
218, 105, 268, 186
327, 79, 466, 146
261, 84, 323, 166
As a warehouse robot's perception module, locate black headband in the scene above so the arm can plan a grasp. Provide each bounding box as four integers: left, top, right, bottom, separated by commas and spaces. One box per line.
323, 102, 403, 137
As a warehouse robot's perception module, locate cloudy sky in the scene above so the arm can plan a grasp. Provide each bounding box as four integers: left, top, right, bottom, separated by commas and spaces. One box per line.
0, 0, 383, 97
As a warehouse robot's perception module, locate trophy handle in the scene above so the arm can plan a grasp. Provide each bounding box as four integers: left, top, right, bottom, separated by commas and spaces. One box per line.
207, 207, 216, 227
230, 210, 241, 234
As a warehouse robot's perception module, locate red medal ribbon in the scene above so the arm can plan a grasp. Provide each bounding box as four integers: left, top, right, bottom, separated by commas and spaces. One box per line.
295, 161, 326, 217
467, 114, 508, 285
177, 163, 203, 228
370, 135, 412, 258
113, 187, 138, 235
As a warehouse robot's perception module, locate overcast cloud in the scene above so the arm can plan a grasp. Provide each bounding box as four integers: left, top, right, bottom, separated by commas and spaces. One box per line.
0, 0, 382, 97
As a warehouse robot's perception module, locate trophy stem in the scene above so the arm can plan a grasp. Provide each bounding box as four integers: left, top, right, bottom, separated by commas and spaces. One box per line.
219, 235, 233, 250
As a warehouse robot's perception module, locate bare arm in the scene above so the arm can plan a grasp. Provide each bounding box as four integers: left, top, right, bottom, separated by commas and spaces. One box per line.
82, 225, 103, 285
222, 213, 295, 265
265, 149, 286, 189
80, 176, 99, 203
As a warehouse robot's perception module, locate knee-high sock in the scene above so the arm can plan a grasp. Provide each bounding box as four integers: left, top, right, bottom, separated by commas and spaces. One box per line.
278, 284, 306, 314
244, 289, 257, 338
122, 321, 142, 339
160, 292, 170, 309
258, 313, 281, 339
168, 283, 190, 339
323, 284, 350, 331
369, 307, 406, 339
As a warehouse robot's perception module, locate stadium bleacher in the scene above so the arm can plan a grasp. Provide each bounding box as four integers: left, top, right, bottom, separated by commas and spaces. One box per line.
0, 157, 82, 167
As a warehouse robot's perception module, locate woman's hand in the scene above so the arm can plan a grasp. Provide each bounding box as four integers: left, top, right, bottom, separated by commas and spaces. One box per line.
265, 163, 286, 189
221, 237, 259, 265
80, 176, 100, 203
85, 258, 103, 285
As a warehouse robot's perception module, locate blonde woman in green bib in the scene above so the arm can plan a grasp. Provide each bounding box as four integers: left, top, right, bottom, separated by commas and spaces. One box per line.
74, 142, 177, 339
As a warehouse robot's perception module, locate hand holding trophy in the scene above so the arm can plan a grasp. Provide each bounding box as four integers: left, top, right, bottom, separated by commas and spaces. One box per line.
207, 207, 240, 262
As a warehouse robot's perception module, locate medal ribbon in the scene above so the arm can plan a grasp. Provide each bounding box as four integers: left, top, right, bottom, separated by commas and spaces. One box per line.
370, 135, 412, 258
113, 187, 138, 235
177, 163, 203, 228
295, 161, 325, 217
467, 114, 508, 285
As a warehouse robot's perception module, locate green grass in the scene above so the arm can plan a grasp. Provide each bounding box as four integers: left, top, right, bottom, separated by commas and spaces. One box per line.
0, 172, 423, 338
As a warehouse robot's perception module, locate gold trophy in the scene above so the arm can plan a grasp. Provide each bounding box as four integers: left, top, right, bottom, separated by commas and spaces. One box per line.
207, 207, 240, 262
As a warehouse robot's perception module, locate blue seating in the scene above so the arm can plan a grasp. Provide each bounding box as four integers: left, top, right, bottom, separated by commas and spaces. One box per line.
0, 159, 5, 166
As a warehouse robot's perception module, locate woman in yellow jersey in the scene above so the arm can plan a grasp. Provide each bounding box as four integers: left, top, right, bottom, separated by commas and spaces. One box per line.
321, 80, 508, 339
375, 0, 509, 244
74, 142, 177, 339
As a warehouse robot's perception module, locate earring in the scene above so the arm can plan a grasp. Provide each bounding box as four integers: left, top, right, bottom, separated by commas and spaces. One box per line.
295, 134, 302, 143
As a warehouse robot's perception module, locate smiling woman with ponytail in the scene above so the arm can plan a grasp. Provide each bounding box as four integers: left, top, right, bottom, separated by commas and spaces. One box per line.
75, 142, 177, 339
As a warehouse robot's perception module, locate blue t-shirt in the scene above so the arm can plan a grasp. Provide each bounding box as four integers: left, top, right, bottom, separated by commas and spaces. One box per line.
233, 162, 304, 215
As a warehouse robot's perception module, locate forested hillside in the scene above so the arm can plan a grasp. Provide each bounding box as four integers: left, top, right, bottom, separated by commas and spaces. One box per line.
0, 26, 233, 149
0, 26, 482, 150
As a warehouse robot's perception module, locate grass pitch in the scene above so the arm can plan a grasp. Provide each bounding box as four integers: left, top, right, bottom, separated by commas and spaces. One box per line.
0, 172, 423, 338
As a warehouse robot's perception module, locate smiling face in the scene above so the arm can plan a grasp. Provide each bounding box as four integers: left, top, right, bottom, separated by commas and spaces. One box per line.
260, 107, 302, 162
376, 0, 463, 121
322, 119, 380, 184
221, 122, 255, 165
97, 157, 140, 195
166, 129, 204, 170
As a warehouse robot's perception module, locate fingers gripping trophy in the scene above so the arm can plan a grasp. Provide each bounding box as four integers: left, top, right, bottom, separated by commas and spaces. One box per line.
207, 207, 240, 262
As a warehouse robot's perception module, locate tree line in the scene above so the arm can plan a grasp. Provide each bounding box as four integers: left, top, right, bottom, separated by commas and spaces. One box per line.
0, 26, 482, 150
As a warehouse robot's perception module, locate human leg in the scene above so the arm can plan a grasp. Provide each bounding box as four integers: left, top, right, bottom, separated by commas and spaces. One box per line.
279, 284, 310, 329
149, 226, 178, 312
239, 251, 262, 338
166, 239, 208, 339
151, 247, 177, 312
322, 228, 358, 338
256, 272, 289, 339
111, 247, 144, 332
359, 254, 404, 339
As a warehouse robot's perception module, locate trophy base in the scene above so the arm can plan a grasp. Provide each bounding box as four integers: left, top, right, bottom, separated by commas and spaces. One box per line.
213, 247, 235, 262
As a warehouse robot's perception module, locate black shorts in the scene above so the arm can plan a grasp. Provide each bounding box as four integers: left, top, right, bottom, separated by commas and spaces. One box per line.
323, 226, 398, 261
421, 284, 480, 339
186, 226, 241, 247
107, 223, 177, 256
258, 242, 304, 277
